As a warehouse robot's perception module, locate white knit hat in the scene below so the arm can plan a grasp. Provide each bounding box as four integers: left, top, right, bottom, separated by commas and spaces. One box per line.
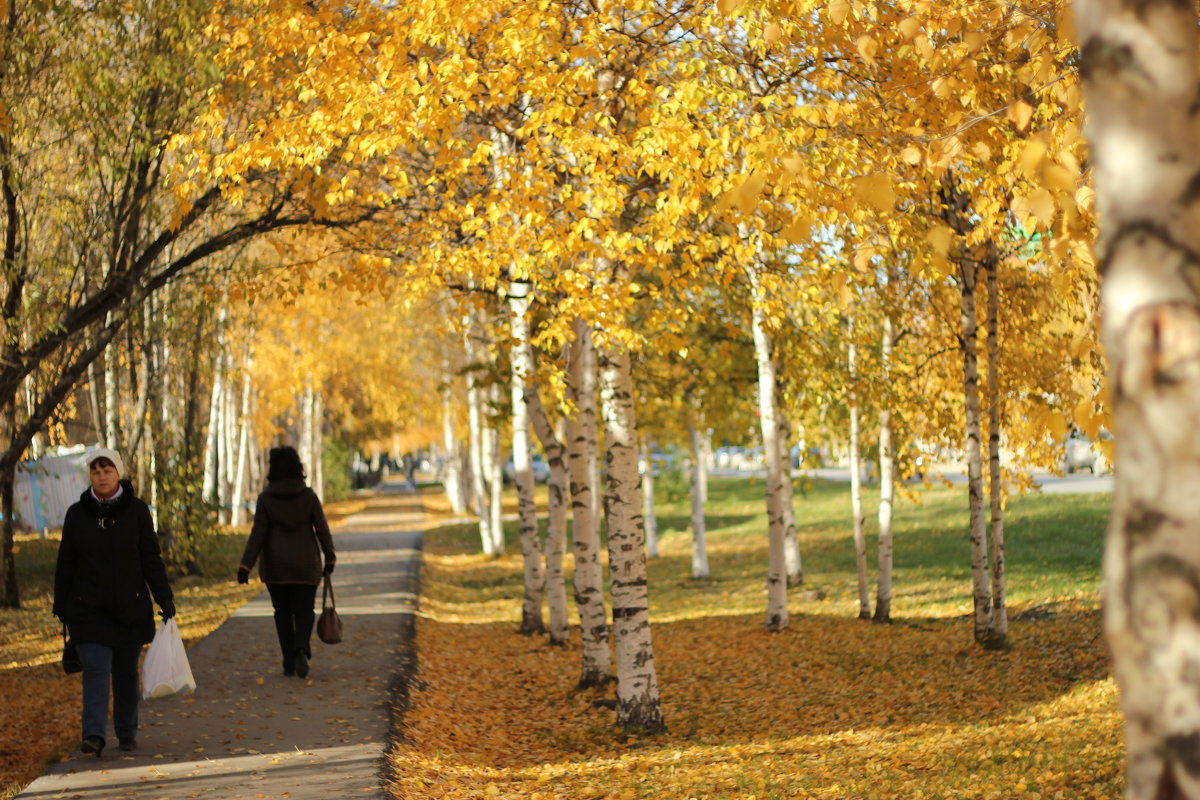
84, 447, 126, 478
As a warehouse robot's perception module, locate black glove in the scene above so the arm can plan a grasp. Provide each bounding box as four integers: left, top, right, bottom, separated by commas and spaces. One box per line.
160, 598, 176, 620
237, 566, 250, 584
323, 562, 335, 576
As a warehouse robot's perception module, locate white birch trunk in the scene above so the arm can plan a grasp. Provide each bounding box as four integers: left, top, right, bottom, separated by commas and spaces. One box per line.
699, 434, 710, 503
299, 379, 314, 477
441, 368, 466, 514
313, 390, 324, 502
509, 282, 544, 635
960, 245, 993, 643
218, 358, 235, 524
848, 333, 870, 620
86, 357, 103, 445
985, 256, 1008, 647
639, 435, 659, 559
749, 265, 788, 630
1075, 5, 1200, 795
598, 337, 664, 732
487, 382, 505, 556
465, 321, 494, 553
566, 318, 612, 687
875, 316, 896, 624
231, 363, 252, 527
527, 385, 570, 646
104, 315, 120, 449
779, 412, 802, 587
687, 406, 709, 579
201, 352, 225, 507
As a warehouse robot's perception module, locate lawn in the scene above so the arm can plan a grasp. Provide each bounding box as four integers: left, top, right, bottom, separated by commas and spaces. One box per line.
389, 477, 1120, 800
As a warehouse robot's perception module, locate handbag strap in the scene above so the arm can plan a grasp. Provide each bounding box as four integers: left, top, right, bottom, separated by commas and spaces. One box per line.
61, 623, 68, 643
322, 573, 336, 610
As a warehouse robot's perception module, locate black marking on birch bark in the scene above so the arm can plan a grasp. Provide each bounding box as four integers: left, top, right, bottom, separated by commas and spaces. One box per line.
1180, 171, 1200, 207
1162, 733, 1200, 778
612, 605, 647, 619
1079, 38, 1137, 82
1127, 502, 1170, 541
1128, 0, 1194, 18
1128, 554, 1200, 618
1100, 221, 1200, 278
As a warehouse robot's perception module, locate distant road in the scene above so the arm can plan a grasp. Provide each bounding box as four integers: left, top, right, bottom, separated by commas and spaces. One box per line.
711, 467, 1114, 495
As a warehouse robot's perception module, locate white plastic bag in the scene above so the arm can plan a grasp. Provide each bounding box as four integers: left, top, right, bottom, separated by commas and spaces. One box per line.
141, 618, 196, 699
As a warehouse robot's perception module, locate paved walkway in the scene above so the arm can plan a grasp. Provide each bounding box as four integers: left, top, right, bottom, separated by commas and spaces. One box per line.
19, 482, 425, 800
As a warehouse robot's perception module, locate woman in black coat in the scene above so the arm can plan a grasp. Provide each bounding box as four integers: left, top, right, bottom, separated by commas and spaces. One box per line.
53, 448, 175, 757
238, 446, 336, 679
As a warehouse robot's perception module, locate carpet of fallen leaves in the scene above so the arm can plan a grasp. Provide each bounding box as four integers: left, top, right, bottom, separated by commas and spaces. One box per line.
388, 486, 1122, 800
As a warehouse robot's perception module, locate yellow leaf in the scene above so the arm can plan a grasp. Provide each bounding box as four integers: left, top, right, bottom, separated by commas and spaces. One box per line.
764, 22, 782, 44
963, 31, 986, 53
1042, 162, 1078, 194
898, 17, 921, 39
717, 0, 747, 13
781, 152, 805, 173
851, 173, 895, 212
901, 146, 922, 165
735, 172, 767, 214
1019, 138, 1047, 178
1049, 412, 1069, 442
781, 211, 815, 244
827, 0, 850, 24
856, 35, 879, 63
927, 224, 954, 256
1028, 188, 1055, 228
1008, 100, 1034, 132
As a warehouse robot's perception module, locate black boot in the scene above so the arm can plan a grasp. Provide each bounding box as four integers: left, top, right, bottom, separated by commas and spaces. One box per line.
81, 736, 105, 757
294, 649, 309, 679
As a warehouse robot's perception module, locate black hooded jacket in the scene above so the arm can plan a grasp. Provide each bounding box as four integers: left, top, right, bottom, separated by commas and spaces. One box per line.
53, 479, 174, 647
239, 478, 336, 585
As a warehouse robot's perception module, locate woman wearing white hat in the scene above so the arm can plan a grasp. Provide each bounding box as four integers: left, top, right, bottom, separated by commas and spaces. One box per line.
53, 448, 175, 757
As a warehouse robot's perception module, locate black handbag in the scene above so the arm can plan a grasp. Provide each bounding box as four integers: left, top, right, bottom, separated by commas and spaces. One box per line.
317, 574, 343, 644
61, 625, 82, 674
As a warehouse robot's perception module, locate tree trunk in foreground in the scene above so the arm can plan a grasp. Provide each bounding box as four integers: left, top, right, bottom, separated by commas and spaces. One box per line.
874, 316, 896, 624
566, 319, 612, 687
1075, 4, 1200, 796
508, 282, 544, 635
597, 337, 664, 732
779, 412, 801, 587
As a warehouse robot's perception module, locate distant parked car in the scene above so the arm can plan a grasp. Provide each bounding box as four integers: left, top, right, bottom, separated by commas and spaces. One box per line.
503, 454, 551, 483
1064, 431, 1112, 474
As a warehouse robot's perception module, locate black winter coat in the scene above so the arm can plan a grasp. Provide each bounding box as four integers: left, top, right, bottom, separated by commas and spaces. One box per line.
240, 478, 336, 585
53, 480, 174, 647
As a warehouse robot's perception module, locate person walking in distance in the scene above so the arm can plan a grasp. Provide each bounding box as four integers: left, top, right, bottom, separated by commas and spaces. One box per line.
238, 446, 336, 679
54, 448, 176, 757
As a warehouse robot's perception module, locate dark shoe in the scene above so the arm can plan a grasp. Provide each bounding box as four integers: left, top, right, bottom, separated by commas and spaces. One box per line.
118, 738, 136, 752
294, 650, 309, 679
80, 736, 105, 757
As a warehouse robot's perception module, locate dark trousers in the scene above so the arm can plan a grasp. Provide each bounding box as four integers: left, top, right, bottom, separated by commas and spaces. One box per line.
76, 642, 142, 742
266, 583, 317, 669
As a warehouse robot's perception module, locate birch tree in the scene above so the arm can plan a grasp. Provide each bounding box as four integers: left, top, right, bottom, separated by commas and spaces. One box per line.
508, 280, 545, 635
1074, 2, 1200, 796
566, 318, 612, 687
598, 334, 665, 732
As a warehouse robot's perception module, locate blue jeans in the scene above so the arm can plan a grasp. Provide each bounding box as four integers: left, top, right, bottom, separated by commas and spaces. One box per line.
76, 642, 142, 742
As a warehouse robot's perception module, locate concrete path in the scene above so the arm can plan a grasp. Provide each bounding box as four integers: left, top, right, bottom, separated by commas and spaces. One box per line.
19, 483, 424, 800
